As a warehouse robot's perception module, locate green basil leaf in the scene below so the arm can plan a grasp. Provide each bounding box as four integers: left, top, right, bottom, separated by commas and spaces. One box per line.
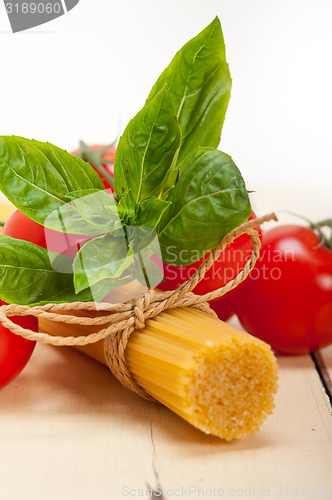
74, 225, 164, 294
64, 189, 123, 233
146, 17, 231, 166
114, 85, 181, 204
73, 233, 133, 293
158, 147, 251, 265
43, 202, 105, 236
136, 197, 171, 229
0, 235, 91, 305
0, 136, 105, 225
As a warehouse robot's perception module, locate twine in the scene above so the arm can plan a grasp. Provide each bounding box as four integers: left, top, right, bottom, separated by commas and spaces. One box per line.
0, 213, 277, 401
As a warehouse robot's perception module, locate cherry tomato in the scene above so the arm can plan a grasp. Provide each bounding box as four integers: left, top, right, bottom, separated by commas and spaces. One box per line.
71, 143, 115, 191
0, 299, 37, 389
157, 212, 262, 321
234, 224, 332, 354
209, 289, 237, 322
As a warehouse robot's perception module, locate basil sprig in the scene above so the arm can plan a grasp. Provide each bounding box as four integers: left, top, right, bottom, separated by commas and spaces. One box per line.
0, 17, 251, 306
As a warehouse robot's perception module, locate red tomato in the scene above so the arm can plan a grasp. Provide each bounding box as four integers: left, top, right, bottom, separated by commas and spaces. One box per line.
3, 209, 91, 259
71, 144, 115, 190
234, 224, 332, 354
157, 212, 262, 321
209, 289, 237, 322
0, 299, 37, 389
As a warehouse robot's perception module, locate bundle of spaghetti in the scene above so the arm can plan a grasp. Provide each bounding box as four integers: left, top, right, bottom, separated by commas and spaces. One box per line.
3, 213, 279, 440
39, 304, 278, 440
126, 308, 277, 440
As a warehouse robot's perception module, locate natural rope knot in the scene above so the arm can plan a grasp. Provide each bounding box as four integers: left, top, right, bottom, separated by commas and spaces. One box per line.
0, 213, 277, 401
133, 290, 153, 330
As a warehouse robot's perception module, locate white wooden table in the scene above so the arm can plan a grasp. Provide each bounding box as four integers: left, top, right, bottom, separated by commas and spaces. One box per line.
0, 319, 331, 500
0, 191, 331, 500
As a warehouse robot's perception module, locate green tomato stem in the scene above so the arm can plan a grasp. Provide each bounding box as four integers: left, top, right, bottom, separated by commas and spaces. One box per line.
77, 140, 115, 190
92, 162, 115, 190
312, 218, 332, 251
280, 210, 332, 251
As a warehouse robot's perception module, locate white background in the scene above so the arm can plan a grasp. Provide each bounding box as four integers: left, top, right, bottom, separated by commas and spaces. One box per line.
0, 0, 331, 220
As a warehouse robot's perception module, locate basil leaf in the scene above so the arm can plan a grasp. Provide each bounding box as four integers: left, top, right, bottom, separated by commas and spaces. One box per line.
136, 197, 171, 229
146, 17, 231, 166
44, 190, 124, 236
0, 136, 105, 225
43, 203, 105, 236
73, 233, 133, 293
158, 147, 251, 265
65, 189, 123, 233
74, 225, 164, 294
0, 235, 89, 305
114, 85, 181, 204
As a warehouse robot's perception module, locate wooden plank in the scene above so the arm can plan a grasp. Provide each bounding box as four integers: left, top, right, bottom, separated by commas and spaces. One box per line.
313, 346, 332, 403
0, 344, 156, 500
0, 334, 331, 500
148, 353, 332, 498
321, 345, 332, 379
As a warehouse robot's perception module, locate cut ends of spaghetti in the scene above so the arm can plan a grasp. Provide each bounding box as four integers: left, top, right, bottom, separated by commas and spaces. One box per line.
126, 307, 278, 440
